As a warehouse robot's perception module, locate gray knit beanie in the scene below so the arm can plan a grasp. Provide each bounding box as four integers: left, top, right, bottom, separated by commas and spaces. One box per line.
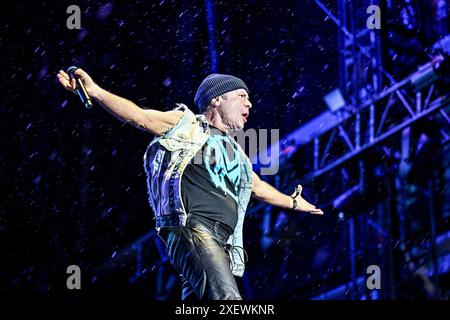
194, 73, 249, 112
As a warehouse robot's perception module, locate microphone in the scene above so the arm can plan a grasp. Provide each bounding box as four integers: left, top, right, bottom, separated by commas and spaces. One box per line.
67, 66, 93, 109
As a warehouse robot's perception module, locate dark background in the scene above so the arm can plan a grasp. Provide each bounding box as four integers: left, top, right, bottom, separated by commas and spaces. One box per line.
1, 0, 449, 300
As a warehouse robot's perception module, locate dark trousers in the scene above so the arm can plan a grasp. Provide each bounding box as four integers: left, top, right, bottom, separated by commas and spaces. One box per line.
161, 215, 242, 300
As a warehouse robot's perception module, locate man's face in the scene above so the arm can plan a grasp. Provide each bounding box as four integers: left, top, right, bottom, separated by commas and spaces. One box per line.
217, 89, 252, 130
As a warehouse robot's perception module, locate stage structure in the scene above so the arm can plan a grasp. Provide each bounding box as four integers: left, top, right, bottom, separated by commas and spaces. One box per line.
93, 0, 450, 300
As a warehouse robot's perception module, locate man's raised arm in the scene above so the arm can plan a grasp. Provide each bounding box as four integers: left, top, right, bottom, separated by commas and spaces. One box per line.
57, 68, 183, 136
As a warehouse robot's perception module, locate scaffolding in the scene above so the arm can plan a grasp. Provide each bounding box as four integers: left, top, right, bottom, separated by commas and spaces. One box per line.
93, 0, 450, 300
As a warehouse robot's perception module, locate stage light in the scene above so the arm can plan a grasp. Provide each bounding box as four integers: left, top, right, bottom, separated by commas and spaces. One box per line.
323, 88, 346, 112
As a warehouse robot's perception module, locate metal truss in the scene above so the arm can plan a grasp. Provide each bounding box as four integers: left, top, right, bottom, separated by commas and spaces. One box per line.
305, 54, 450, 180
92, 229, 176, 299
248, 1, 450, 300
248, 54, 450, 217
94, 1, 450, 299
315, 0, 385, 100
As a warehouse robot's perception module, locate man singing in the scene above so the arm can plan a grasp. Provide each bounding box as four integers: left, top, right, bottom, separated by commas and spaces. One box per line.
57, 69, 323, 300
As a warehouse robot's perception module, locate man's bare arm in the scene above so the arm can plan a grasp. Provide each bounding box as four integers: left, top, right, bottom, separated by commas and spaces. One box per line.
93, 87, 183, 135
57, 68, 182, 135
251, 172, 323, 215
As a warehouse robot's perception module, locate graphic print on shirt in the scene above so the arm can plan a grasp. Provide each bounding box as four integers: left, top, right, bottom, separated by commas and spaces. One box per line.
204, 135, 241, 202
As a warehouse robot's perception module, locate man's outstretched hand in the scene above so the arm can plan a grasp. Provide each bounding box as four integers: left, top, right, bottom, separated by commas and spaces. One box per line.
291, 185, 324, 215
56, 68, 101, 98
